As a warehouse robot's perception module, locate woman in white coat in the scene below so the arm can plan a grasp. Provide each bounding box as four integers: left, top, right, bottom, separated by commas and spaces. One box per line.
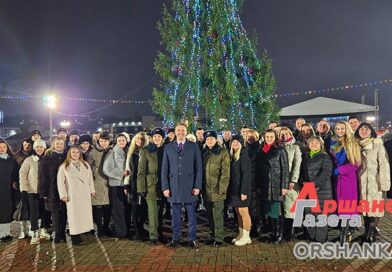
355, 123, 390, 243
57, 146, 96, 245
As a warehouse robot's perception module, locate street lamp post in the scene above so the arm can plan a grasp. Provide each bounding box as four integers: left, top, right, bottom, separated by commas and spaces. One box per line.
44, 95, 57, 143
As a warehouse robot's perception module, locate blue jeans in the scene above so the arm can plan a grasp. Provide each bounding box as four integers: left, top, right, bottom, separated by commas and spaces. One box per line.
171, 202, 197, 241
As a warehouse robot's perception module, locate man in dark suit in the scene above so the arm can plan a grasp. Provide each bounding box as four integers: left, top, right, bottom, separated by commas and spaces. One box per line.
161, 122, 203, 248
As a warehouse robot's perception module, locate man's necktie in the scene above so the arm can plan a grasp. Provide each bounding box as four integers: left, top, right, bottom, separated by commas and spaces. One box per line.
179, 143, 183, 153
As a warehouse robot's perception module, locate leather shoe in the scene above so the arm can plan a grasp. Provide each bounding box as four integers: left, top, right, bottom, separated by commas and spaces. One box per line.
150, 239, 157, 245
167, 240, 180, 248
205, 239, 214, 245
188, 241, 198, 248
213, 241, 223, 248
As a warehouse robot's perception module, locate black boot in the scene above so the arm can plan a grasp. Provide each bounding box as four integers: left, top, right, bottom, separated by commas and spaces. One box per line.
362, 216, 370, 243
272, 217, 284, 244
270, 218, 277, 242
365, 218, 376, 244
339, 225, 349, 245
285, 218, 296, 241
71, 235, 82, 246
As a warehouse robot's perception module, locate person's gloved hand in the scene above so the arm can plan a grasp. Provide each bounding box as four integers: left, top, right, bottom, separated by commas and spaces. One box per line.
139, 192, 147, 198
333, 168, 340, 176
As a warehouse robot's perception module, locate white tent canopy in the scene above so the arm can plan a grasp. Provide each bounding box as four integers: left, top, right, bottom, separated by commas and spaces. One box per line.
280, 97, 377, 117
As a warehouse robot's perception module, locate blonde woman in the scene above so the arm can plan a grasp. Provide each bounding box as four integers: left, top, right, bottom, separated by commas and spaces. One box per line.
279, 127, 302, 241
124, 132, 149, 240
355, 123, 390, 243
330, 121, 361, 244
229, 134, 252, 246
57, 146, 96, 245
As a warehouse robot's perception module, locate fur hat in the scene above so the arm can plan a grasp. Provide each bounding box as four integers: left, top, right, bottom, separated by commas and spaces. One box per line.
203, 130, 218, 139
151, 127, 166, 138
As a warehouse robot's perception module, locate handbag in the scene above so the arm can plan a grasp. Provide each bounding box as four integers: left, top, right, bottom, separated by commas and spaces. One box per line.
13, 198, 30, 221
13, 200, 23, 221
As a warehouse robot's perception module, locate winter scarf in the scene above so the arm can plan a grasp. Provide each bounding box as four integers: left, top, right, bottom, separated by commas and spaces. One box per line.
262, 143, 274, 154
309, 149, 322, 159
358, 136, 374, 148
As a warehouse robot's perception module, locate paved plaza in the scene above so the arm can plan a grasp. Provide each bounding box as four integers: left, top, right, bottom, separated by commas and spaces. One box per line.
2, 210, 392, 272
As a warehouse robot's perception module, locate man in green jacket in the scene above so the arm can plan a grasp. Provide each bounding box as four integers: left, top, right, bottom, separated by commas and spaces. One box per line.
202, 130, 230, 247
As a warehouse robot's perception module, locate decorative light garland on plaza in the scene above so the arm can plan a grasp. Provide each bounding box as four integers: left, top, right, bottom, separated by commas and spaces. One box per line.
0, 78, 391, 103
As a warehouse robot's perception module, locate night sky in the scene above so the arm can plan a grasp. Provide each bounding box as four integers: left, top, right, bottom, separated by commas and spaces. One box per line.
0, 0, 391, 124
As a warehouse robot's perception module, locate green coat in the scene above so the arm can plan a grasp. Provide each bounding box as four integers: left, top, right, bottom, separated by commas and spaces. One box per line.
203, 145, 230, 202
137, 144, 164, 200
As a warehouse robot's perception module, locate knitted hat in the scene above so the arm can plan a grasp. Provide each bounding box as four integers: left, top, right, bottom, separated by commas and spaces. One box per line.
79, 134, 92, 145
33, 139, 47, 149
31, 129, 41, 137
69, 129, 80, 136
100, 131, 111, 140
57, 128, 68, 134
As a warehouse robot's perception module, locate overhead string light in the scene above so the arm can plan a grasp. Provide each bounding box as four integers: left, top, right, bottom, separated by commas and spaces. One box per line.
274, 79, 392, 98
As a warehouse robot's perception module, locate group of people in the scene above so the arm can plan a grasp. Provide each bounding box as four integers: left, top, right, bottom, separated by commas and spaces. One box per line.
0, 115, 391, 248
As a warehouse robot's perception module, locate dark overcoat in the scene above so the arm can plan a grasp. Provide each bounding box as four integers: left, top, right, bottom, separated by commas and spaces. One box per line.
161, 140, 202, 203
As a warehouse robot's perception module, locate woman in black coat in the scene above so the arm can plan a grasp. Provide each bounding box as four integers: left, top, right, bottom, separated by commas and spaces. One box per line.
39, 137, 67, 243
0, 139, 18, 241
257, 129, 290, 243
229, 135, 252, 246
244, 129, 261, 236
300, 136, 333, 243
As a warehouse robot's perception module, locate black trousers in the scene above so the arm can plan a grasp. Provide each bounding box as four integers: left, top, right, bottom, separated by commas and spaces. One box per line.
130, 195, 148, 237
93, 205, 111, 232
51, 201, 67, 238
109, 186, 130, 238
27, 193, 51, 231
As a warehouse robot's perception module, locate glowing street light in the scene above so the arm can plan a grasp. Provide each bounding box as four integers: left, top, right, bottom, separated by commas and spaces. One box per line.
366, 116, 376, 122
60, 120, 71, 129
43, 94, 57, 143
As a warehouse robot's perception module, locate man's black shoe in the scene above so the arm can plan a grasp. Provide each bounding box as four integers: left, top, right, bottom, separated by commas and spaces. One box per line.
150, 239, 157, 245
213, 241, 223, 248
167, 240, 180, 248
188, 241, 198, 248
205, 239, 214, 245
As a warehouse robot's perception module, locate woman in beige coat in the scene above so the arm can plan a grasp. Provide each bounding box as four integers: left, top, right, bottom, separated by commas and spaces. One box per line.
355, 123, 390, 243
57, 146, 96, 245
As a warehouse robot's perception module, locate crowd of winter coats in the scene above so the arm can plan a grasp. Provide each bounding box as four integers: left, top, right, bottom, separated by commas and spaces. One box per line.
0, 115, 391, 247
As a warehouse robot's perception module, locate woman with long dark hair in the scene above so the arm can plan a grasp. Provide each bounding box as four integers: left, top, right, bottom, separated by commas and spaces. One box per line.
0, 139, 18, 241
257, 129, 289, 243
355, 123, 390, 243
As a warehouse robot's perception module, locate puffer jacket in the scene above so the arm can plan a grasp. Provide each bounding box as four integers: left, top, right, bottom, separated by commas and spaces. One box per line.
358, 138, 391, 217
257, 144, 290, 202
19, 155, 41, 193
300, 151, 333, 209
202, 144, 230, 202
281, 138, 302, 218
103, 145, 127, 187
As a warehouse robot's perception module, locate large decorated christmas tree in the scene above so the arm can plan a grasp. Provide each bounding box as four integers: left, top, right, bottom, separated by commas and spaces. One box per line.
153, 0, 279, 131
